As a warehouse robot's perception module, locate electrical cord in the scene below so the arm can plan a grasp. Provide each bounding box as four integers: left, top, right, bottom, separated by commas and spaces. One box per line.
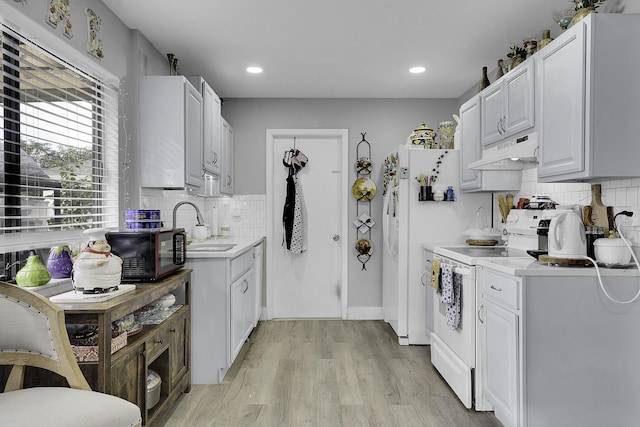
582, 211, 640, 305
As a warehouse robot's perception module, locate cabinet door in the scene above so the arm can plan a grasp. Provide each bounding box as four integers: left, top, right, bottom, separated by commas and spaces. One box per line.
230, 273, 244, 363
480, 84, 504, 146
111, 345, 145, 412
242, 270, 254, 339
185, 82, 204, 188
503, 61, 534, 136
220, 118, 234, 195
253, 243, 263, 326
459, 97, 482, 191
169, 307, 190, 388
484, 300, 519, 427
536, 27, 586, 179
203, 82, 221, 176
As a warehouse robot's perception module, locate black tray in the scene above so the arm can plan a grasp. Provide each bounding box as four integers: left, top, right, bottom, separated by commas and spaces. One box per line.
526, 249, 548, 260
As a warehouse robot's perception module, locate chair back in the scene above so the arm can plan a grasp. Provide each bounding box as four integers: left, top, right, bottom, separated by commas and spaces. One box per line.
0, 282, 90, 391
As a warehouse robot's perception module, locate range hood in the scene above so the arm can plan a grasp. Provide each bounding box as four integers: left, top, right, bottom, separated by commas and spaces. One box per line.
468, 132, 538, 171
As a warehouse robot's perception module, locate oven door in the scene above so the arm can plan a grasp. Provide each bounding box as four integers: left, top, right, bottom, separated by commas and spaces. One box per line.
430, 255, 476, 409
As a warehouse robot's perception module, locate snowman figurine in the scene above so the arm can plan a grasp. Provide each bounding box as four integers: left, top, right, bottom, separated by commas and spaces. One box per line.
72, 229, 123, 294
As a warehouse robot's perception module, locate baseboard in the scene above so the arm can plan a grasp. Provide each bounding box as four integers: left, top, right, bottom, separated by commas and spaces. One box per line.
347, 306, 383, 320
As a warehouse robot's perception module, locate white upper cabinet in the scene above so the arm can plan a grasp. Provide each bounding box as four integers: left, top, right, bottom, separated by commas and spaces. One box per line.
459, 95, 522, 193
187, 76, 222, 177
220, 118, 234, 196
481, 60, 535, 146
459, 96, 483, 191
139, 76, 203, 190
537, 14, 640, 182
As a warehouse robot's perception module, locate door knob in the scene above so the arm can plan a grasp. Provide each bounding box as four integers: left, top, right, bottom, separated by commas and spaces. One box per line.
333, 234, 340, 241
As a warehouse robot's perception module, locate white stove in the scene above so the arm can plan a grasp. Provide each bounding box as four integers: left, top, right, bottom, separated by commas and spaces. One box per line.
430, 208, 566, 411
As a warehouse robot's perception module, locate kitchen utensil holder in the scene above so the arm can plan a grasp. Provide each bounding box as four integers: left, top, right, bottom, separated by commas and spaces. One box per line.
418, 185, 433, 201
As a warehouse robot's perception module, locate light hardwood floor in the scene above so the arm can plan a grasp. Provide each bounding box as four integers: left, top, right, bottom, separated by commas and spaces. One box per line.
162, 320, 503, 427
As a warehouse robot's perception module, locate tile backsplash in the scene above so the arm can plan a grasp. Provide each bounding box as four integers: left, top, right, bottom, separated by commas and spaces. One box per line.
139, 189, 266, 238
493, 166, 640, 227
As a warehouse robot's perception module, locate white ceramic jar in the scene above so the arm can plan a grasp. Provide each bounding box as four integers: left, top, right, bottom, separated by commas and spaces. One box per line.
594, 237, 632, 265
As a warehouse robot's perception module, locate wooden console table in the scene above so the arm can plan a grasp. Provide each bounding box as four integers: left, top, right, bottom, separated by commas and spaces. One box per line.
53, 269, 192, 427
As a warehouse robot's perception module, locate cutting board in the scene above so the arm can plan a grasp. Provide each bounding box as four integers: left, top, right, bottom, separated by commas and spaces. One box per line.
586, 184, 612, 235
539, 255, 593, 267
50, 284, 136, 303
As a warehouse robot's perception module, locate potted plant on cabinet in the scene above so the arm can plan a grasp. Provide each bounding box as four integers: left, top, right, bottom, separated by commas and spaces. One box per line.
569, 0, 606, 27
506, 44, 527, 71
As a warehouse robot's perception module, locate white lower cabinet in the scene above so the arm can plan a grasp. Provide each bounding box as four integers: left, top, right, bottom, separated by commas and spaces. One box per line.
479, 264, 640, 427
230, 269, 254, 363
484, 299, 519, 427
253, 241, 264, 325
480, 267, 520, 427
186, 247, 257, 384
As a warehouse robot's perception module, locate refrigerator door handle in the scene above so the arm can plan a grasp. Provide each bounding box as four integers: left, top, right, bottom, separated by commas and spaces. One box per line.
382, 188, 392, 256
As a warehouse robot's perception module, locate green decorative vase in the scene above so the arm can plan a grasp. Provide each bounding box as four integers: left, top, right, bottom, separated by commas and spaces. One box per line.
16, 251, 52, 287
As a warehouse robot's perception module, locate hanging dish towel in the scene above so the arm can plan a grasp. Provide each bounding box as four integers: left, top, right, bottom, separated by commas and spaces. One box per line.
440, 263, 453, 304
431, 259, 441, 290
446, 272, 462, 329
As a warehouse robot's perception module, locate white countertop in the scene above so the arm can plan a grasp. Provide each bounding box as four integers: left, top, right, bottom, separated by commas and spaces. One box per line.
186, 236, 265, 259
478, 257, 640, 277
421, 241, 466, 252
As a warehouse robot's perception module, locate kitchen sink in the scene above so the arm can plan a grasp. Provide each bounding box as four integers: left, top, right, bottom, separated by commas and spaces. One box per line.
187, 243, 237, 252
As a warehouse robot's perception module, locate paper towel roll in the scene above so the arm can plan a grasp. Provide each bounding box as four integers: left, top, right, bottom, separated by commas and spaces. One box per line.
210, 206, 219, 236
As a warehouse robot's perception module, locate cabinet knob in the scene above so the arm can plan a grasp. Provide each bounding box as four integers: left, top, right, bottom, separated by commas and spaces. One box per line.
170, 328, 177, 333
490, 284, 503, 292
332, 234, 340, 241
478, 305, 485, 324
157, 339, 164, 345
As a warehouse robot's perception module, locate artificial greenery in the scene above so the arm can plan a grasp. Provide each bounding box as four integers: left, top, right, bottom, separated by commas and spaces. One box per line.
571, 0, 606, 10
507, 44, 527, 59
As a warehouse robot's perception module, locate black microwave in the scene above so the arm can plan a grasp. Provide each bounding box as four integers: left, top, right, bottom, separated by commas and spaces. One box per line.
106, 229, 186, 282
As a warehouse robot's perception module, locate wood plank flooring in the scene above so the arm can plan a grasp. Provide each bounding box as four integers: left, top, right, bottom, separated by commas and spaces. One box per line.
162, 320, 503, 427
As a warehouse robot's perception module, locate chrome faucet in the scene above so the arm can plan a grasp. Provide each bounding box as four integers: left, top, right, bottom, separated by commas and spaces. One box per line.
172, 201, 205, 230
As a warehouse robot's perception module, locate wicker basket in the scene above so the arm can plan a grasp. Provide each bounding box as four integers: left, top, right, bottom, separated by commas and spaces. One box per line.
71, 332, 127, 362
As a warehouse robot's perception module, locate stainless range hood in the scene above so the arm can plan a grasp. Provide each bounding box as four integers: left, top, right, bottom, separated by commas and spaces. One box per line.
468, 132, 538, 171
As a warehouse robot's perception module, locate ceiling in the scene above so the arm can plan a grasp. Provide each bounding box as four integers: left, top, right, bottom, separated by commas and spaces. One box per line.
102, 0, 630, 99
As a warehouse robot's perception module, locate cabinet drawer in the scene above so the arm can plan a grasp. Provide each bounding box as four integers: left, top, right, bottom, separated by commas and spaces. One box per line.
481, 268, 520, 310
230, 250, 252, 281
146, 325, 170, 361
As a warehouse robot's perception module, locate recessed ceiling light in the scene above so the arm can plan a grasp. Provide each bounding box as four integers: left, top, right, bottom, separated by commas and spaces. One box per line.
246, 66, 263, 74
409, 66, 426, 74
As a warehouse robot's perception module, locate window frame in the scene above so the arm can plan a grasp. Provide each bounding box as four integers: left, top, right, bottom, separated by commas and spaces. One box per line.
0, 23, 120, 256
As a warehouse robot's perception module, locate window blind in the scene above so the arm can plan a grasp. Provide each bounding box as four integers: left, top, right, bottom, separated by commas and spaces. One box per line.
0, 25, 119, 252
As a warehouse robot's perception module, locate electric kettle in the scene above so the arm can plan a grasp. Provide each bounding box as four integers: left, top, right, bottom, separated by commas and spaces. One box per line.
548, 211, 587, 259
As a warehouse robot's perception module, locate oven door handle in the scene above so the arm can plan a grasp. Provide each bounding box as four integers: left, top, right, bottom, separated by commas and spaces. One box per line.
453, 266, 471, 276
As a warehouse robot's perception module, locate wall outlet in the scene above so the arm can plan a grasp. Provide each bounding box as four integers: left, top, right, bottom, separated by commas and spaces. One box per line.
399, 167, 408, 179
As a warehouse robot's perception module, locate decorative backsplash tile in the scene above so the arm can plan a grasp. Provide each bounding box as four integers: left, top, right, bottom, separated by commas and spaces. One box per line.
139, 189, 266, 238
493, 167, 640, 226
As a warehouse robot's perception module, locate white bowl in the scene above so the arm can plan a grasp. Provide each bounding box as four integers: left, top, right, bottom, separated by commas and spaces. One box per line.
158, 293, 176, 310
464, 228, 501, 241
594, 238, 632, 265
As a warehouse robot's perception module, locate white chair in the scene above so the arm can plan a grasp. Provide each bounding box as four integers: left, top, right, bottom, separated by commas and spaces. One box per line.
0, 281, 142, 427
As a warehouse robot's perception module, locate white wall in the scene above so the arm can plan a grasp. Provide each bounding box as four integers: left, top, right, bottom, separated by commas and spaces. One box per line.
221, 98, 459, 309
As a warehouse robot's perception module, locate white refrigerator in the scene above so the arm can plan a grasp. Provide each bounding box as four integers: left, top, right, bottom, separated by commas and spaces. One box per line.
382, 145, 489, 345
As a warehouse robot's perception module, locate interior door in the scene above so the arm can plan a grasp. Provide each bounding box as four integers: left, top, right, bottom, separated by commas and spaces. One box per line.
266, 130, 348, 319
